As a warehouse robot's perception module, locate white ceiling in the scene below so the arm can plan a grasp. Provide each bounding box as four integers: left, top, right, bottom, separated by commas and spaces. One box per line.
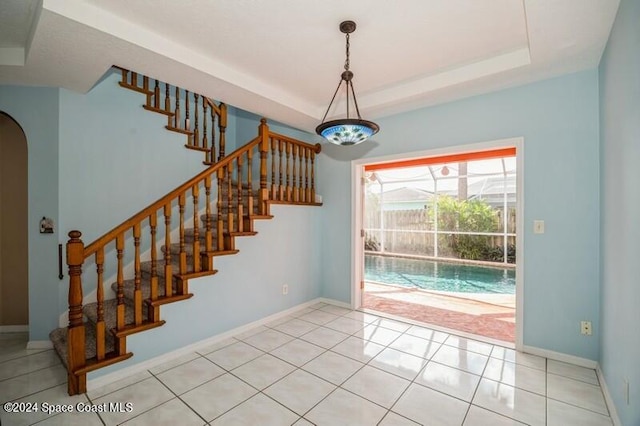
0, 0, 620, 133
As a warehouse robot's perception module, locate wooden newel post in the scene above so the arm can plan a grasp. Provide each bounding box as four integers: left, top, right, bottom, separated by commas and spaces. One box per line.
66, 230, 86, 395
258, 118, 270, 215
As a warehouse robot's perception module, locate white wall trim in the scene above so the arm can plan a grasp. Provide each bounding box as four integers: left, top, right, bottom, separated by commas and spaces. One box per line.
87, 297, 327, 391
27, 340, 53, 349
317, 298, 352, 309
522, 344, 597, 369
0, 325, 28, 332
596, 364, 623, 426
351, 137, 524, 350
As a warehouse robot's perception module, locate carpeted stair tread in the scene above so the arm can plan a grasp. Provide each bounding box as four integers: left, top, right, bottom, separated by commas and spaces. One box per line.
84, 298, 149, 331
162, 242, 200, 256
110, 276, 177, 301
184, 227, 217, 244
49, 323, 115, 369
140, 258, 183, 278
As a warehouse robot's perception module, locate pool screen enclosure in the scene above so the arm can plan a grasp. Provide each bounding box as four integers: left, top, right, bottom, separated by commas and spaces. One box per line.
363, 148, 517, 264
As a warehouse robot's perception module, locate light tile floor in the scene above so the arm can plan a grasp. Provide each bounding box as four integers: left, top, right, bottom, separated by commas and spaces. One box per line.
0, 303, 614, 425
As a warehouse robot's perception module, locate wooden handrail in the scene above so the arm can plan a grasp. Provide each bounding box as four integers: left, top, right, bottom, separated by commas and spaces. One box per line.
64, 117, 321, 395
84, 136, 260, 257
204, 98, 221, 117
269, 131, 322, 153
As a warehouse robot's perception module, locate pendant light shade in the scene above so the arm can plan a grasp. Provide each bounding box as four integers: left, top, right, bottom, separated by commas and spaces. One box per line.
316, 21, 379, 146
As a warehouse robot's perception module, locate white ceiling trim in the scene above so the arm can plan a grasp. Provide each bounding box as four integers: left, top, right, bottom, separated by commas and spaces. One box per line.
42, 0, 317, 117
0, 0, 620, 133
345, 47, 532, 118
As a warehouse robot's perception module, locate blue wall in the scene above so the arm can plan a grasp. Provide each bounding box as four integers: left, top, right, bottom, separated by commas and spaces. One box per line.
90, 204, 322, 378
0, 86, 60, 341
0, 69, 319, 342
599, 0, 640, 423
318, 70, 601, 360
58, 71, 210, 243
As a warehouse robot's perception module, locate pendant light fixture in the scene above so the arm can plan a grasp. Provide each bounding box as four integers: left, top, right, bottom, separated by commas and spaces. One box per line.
316, 20, 379, 146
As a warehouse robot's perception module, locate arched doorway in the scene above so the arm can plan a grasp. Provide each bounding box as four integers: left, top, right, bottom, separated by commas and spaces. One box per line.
0, 112, 29, 330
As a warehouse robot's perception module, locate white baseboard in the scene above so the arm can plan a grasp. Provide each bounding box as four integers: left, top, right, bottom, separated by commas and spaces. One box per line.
522, 345, 597, 369
27, 340, 53, 350
317, 297, 352, 309
596, 364, 623, 426
87, 298, 324, 391
0, 325, 28, 332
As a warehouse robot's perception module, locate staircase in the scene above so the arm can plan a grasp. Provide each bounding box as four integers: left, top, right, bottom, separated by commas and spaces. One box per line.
115, 67, 227, 164
50, 68, 322, 395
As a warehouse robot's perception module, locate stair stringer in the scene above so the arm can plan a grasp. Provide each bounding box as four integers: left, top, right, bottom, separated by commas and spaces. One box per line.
87, 203, 323, 381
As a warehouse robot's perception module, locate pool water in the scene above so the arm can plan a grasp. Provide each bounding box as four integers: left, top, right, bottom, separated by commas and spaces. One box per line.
365, 255, 515, 294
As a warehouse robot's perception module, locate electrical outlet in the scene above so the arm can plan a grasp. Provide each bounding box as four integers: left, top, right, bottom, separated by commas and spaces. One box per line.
580, 320, 592, 336
282, 284, 289, 295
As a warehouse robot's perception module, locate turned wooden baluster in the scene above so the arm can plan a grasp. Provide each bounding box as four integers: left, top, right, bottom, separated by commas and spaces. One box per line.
311, 150, 316, 203
204, 175, 213, 259
298, 146, 304, 202
219, 103, 227, 159
210, 105, 216, 164
278, 139, 284, 201
153, 80, 160, 109
178, 194, 187, 274
237, 154, 244, 232
185, 90, 191, 145
164, 202, 173, 297
95, 248, 105, 360
149, 213, 159, 320
216, 168, 225, 250
164, 83, 171, 124
143, 76, 150, 105
209, 106, 217, 163
192, 184, 201, 271
247, 149, 254, 216
193, 94, 199, 148
304, 148, 310, 203
202, 97, 208, 152
227, 164, 234, 233
133, 223, 142, 326
174, 86, 181, 128
258, 119, 269, 214
270, 137, 277, 200
292, 144, 298, 202
116, 233, 125, 331
286, 142, 292, 201
66, 231, 86, 395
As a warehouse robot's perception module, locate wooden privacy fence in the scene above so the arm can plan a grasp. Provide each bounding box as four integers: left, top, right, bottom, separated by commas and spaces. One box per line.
364, 208, 516, 257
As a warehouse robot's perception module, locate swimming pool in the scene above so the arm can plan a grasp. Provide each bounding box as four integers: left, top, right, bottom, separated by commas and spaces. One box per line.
365, 255, 515, 294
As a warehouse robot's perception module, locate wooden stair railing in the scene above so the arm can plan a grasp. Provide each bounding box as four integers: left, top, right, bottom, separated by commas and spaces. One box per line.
117, 67, 227, 164
58, 119, 321, 395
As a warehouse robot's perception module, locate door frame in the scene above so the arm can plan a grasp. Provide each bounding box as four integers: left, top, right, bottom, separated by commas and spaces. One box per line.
351, 137, 525, 350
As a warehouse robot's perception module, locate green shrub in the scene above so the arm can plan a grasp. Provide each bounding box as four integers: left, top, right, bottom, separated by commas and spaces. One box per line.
430, 195, 511, 261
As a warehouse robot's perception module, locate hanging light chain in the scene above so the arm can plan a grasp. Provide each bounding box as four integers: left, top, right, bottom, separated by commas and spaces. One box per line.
316, 20, 380, 145
344, 32, 351, 72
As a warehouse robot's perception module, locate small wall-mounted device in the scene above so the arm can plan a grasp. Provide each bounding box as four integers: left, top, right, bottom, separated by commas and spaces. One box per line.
40, 216, 54, 234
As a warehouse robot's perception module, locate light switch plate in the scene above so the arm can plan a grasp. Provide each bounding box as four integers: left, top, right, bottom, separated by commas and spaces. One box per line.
534, 220, 545, 234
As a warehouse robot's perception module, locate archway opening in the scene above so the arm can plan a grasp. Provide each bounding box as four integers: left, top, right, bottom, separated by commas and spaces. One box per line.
0, 112, 29, 330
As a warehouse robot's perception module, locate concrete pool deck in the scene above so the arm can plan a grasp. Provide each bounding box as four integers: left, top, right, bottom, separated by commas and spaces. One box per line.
363, 281, 515, 343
